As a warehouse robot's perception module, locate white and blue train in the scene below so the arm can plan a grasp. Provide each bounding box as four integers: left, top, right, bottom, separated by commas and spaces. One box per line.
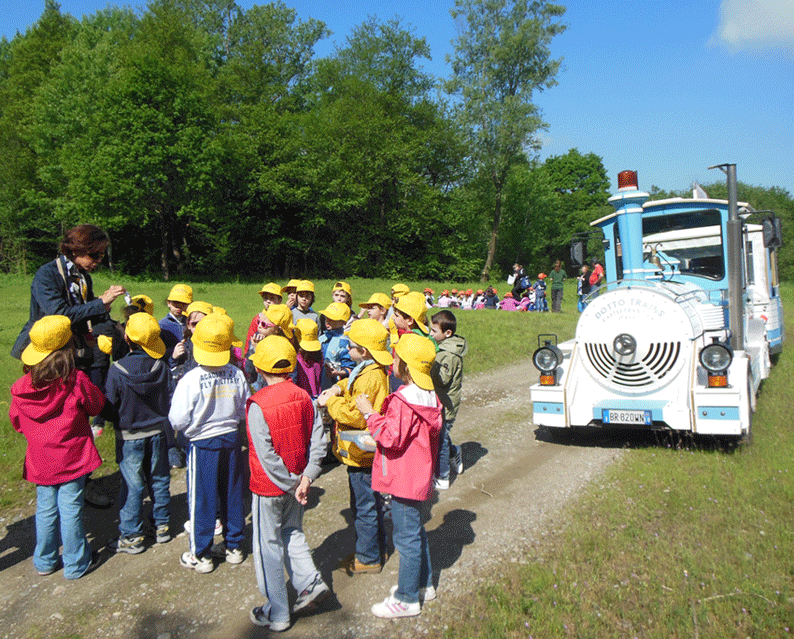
529, 165, 783, 439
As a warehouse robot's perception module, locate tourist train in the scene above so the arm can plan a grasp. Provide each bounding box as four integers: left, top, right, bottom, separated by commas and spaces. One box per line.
529, 164, 783, 439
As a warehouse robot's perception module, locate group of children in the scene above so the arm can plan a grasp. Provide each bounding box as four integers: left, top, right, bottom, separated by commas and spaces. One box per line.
10, 278, 468, 628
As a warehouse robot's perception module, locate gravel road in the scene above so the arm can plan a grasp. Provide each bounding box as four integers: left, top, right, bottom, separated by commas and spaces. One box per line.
0, 358, 623, 639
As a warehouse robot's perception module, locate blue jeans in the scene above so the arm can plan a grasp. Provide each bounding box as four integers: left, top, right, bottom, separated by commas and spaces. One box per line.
391, 497, 433, 604
437, 418, 455, 480
348, 467, 386, 565
35, 475, 92, 579
118, 432, 171, 537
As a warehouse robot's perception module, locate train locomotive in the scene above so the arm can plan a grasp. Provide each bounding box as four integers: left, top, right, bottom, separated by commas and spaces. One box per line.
529, 164, 783, 439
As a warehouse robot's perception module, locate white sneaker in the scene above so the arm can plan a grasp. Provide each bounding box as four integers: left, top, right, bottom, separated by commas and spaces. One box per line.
183, 519, 223, 535
435, 477, 450, 490
390, 583, 436, 602
250, 605, 290, 631
372, 593, 421, 618
225, 547, 244, 565
453, 445, 464, 475
179, 551, 214, 574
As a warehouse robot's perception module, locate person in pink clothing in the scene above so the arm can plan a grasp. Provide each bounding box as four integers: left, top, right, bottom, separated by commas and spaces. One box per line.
10, 315, 108, 579
355, 333, 442, 619
497, 291, 520, 310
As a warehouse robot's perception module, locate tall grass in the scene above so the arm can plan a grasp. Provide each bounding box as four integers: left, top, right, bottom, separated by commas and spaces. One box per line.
0, 273, 578, 510
444, 283, 794, 638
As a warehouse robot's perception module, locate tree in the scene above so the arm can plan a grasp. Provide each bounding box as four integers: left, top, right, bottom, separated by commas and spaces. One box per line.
0, 1, 78, 272
445, 0, 566, 283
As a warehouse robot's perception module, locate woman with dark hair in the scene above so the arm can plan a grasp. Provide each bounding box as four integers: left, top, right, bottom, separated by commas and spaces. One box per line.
12, 225, 127, 507
12, 224, 126, 367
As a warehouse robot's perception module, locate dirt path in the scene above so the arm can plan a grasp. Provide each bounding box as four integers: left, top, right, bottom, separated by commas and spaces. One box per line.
0, 359, 623, 639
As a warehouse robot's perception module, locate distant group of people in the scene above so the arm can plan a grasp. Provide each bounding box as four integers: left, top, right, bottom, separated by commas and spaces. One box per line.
9, 225, 472, 629
501, 259, 605, 313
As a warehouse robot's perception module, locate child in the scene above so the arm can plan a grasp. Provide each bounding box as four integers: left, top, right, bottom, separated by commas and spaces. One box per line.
105, 313, 173, 553
423, 287, 434, 307
358, 293, 391, 329
317, 319, 392, 575
247, 335, 330, 630
170, 300, 213, 381
390, 291, 430, 391
244, 304, 299, 391
292, 280, 319, 326
245, 282, 283, 354
159, 283, 193, 356
10, 315, 106, 579
295, 318, 323, 400
318, 302, 354, 390
392, 292, 429, 338
498, 291, 519, 310
533, 274, 549, 312
283, 279, 300, 310
429, 310, 467, 490
355, 333, 441, 618
169, 314, 251, 573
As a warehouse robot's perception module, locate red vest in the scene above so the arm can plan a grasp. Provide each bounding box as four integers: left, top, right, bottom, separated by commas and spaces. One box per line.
246, 380, 315, 497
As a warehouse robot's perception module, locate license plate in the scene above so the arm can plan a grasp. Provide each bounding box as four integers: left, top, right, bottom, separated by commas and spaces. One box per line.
602, 409, 652, 425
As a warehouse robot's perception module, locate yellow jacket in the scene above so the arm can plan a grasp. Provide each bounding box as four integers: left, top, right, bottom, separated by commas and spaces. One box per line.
327, 362, 389, 467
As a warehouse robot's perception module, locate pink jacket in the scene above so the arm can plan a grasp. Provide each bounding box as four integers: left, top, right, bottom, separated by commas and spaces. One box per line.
10, 370, 105, 485
498, 297, 520, 310
367, 386, 442, 501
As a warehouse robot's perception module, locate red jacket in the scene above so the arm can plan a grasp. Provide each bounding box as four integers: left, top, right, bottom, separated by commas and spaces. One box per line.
367, 386, 442, 501
246, 380, 314, 497
10, 370, 104, 485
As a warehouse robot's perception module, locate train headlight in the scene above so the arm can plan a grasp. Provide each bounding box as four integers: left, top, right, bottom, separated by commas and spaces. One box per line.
699, 341, 732, 387
699, 342, 733, 373
532, 339, 562, 386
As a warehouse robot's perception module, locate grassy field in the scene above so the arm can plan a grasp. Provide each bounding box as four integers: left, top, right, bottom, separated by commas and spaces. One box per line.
0, 273, 579, 511
445, 284, 794, 638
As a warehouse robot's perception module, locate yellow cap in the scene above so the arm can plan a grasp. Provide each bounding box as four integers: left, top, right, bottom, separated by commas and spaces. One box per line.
258, 282, 283, 298
333, 281, 352, 296
167, 284, 193, 305
191, 314, 232, 366
295, 318, 321, 352
358, 292, 392, 310
97, 335, 113, 355
391, 283, 410, 297
263, 304, 295, 339
250, 335, 296, 374
321, 302, 351, 322
185, 301, 213, 317
130, 294, 154, 315
346, 319, 393, 366
22, 315, 72, 366
296, 280, 315, 294
125, 313, 166, 359
394, 333, 435, 391
210, 312, 242, 348
394, 291, 428, 333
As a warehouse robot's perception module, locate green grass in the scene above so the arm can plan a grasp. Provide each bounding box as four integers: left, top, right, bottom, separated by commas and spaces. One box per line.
443, 284, 794, 639
0, 272, 578, 510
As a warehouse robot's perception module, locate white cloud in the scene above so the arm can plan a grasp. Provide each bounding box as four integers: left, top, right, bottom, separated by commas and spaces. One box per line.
711, 0, 794, 51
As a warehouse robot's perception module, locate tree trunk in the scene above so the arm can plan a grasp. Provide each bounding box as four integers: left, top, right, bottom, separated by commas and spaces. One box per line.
160, 208, 171, 281
480, 187, 504, 283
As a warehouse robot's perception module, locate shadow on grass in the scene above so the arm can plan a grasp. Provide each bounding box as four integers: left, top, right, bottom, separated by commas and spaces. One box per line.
534, 425, 749, 454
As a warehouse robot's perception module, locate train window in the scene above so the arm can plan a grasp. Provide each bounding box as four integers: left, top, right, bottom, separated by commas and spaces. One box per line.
642, 210, 725, 280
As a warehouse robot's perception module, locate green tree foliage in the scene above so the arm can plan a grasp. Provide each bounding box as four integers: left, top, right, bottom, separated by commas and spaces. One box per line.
0, 1, 78, 271
446, 0, 567, 282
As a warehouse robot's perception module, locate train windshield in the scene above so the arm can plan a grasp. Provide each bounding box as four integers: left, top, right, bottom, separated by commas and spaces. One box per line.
642, 210, 725, 280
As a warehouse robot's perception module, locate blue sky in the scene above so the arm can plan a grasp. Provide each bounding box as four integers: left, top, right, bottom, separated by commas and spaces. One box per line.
3, 0, 793, 195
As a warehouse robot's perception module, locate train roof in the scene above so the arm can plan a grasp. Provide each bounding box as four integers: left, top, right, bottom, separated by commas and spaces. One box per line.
590, 197, 755, 228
